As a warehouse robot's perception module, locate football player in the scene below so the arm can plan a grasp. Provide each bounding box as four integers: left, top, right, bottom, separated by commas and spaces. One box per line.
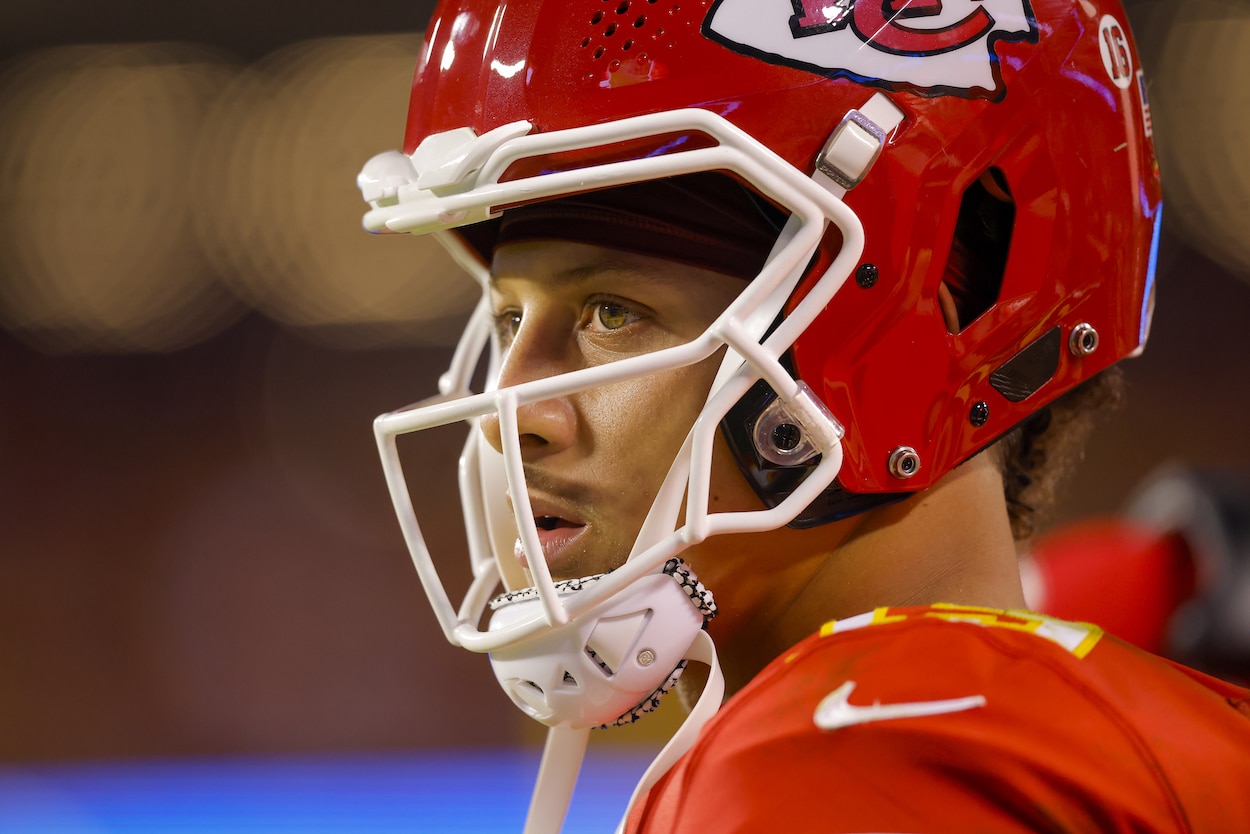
358, 0, 1250, 830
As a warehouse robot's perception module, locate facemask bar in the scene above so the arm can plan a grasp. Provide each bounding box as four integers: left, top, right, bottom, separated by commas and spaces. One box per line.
429, 230, 540, 599
369, 107, 864, 655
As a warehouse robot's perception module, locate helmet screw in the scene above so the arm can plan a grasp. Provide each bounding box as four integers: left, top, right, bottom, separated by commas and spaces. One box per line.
637, 649, 656, 667
1069, 322, 1099, 356
888, 446, 920, 479
970, 401, 990, 427
856, 263, 879, 288
770, 422, 802, 452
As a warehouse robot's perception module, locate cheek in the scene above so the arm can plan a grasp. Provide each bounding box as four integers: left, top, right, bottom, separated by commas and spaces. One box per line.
708, 436, 767, 513
577, 362, 719, 492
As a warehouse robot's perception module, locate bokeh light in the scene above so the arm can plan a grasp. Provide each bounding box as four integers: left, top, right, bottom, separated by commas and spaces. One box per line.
194, 35, 476, 349
0, 44, 246, 353
1136, 0, 1250, 278
0, 34, 478, 356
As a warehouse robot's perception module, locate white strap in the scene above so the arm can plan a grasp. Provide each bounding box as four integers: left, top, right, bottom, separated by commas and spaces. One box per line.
523, 724, 591, 834
615, 630, 725, 832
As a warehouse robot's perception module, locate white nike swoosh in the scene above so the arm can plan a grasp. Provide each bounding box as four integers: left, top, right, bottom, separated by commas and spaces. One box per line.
814, 681, 987, 731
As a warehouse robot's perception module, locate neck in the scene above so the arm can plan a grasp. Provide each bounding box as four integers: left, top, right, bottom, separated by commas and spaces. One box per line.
708, 452, 1025, 696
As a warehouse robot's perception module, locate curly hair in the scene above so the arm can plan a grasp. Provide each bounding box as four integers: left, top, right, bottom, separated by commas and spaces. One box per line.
993, 366, 1127, 542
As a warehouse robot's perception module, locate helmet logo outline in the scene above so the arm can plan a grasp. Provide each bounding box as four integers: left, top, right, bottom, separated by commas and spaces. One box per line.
706, 0, 1040, 101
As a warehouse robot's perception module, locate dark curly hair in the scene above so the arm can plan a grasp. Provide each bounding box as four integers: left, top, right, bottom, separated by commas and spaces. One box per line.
993, 366, 1127, 541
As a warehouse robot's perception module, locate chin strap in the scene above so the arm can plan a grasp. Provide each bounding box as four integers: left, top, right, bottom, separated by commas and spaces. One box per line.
615, 629, 724, 833
520, 629, 724, 834
523, 724, 592, 834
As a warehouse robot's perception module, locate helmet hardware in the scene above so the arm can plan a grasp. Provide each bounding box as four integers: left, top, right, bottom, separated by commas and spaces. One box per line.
888, 447, 921, 480
856, 263, 879, 288
751, 384, 837, 468
771, 423, 803, 452
969, 401, 990, 427
815, 94, 905, 191
1069, 322, 1099, 356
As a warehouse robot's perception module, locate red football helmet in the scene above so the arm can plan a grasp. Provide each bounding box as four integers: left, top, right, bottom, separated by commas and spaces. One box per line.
359, 1, 1160, 829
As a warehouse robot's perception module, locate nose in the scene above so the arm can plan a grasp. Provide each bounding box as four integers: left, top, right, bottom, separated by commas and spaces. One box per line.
478, 323, 579, 457
478, 396, 577, 456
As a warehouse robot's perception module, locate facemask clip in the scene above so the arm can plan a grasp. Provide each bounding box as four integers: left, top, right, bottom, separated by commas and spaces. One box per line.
752, 381, 844, 467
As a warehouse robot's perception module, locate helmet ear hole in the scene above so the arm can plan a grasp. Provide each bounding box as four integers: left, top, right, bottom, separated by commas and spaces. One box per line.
940, 167, 1016, 334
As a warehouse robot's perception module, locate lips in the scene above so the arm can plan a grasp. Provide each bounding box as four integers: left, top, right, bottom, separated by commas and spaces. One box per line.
510, 496, 589, 575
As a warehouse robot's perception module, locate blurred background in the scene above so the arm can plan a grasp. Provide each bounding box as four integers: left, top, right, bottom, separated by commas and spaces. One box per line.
0, 0, 1248, 828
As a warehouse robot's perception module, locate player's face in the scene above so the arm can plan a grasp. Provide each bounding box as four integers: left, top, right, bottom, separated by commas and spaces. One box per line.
482, 239, 747, 582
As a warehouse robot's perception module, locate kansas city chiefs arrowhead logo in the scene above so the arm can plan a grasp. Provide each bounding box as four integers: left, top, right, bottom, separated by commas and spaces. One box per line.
705, 0, 1038, 100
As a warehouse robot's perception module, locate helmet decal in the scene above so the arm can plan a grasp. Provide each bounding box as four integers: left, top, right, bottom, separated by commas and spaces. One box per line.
1097, 14, 1135, 90
704, 0, 1039, 101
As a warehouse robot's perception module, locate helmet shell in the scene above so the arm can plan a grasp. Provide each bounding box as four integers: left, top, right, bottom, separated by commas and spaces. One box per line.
401, 0, 1161, 494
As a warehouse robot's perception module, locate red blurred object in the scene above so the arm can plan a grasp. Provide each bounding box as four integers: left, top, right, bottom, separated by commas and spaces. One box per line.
1027, 519, 1197, 656
1027, 466, 1250, 684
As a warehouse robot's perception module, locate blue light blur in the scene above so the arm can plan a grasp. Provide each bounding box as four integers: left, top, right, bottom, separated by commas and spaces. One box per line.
0, 750, 654, 833
1141, 205, 1163, 347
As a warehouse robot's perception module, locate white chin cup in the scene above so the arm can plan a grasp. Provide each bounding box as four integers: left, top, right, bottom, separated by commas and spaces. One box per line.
487, 571, 708, 729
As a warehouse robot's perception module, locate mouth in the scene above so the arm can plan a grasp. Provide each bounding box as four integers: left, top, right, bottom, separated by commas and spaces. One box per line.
535, 515, 577, 532
513, 511, 588, 576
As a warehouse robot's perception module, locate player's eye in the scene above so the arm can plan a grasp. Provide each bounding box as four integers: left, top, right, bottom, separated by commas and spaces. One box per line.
589, 301, 638, 332
493, 310, 522, 345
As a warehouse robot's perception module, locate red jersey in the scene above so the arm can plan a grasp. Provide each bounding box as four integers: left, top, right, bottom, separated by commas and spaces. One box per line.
627, 605, 1250, 833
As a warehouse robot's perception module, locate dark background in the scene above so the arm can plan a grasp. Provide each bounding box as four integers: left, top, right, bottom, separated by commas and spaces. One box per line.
2, 0, 1248, 764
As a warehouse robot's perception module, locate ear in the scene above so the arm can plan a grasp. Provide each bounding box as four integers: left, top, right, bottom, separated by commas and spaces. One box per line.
938, 281, 961, 335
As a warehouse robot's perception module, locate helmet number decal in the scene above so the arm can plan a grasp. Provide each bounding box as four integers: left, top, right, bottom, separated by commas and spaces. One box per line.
705, 0, 1039, 101
1098, 15, 1134, 90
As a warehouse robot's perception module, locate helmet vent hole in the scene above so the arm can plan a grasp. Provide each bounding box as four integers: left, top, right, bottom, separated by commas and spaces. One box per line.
579, 0, 700, 67
939, 167, 1015, 334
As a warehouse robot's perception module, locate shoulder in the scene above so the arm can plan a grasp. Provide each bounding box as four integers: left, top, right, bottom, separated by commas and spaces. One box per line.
631, 605, 1250, 834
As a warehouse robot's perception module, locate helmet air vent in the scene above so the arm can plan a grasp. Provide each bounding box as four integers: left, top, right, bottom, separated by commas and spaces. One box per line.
990, 327, 1062, 403
939, 168, 1015, 334
585, 610, 651, 677
579, 0, 704, 72
508, 680, 552, 720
